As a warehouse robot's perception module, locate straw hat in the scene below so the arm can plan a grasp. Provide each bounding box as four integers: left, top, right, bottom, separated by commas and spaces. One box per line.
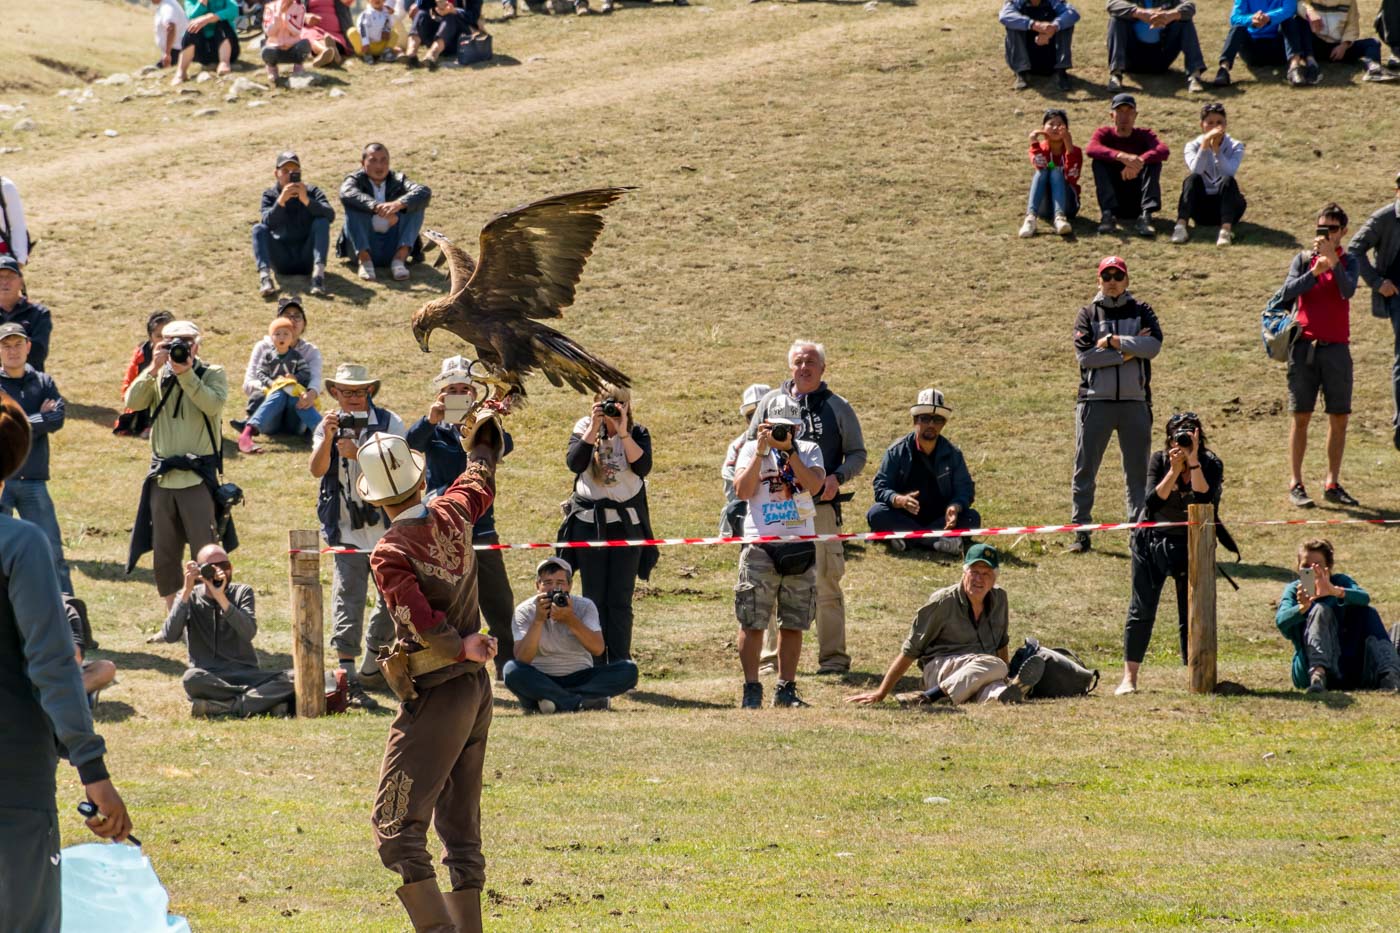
325, 362, 381, 396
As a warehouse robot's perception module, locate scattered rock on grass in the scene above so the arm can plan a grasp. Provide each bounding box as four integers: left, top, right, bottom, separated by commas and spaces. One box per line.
95, 73, 132, 86
287, 73, 320, 90
12, 118, 36, 132
391, 77, 414, 86
104, 129, 119, 137
137, 64, 160, 77
922, 796, 951, 805
178, 86, 201, 96
228, 77, 268, 96
196, 71, 213, 83
192, 107, 220, 118
328, 88, 346, 98
248, 100, 269, 108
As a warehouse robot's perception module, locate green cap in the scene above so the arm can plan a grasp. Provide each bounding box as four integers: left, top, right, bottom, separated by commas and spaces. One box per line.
963, 543, 1000, 570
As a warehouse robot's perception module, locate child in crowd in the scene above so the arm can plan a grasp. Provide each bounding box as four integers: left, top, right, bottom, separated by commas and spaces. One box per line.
357, 0, 399, 63
236, 314, 320, 452
150, 0, 188, 73
1172, 102, 1246, 246
113, 310, 173, 438
1020, 108, 1082, 238
262, 0, 312, 82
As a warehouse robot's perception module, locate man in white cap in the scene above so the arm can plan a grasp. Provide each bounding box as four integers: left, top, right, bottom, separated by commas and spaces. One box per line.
123, 319, 233, 609
502, 556, 638, 713
867, 389, 980, 556
406, 355, 516, 681
359, 419, 502, 933
732, 393, 826, 709
309, 362, 405, 709
719, 382, 771, 535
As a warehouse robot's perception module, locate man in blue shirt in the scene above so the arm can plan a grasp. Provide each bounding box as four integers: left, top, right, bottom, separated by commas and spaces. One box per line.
1106, 0, 1209, 92
999, 0, 1080, 91
1215, 0, 1314, 86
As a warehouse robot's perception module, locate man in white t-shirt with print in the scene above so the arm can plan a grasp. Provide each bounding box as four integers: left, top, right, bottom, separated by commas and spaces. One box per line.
503, 557, 638, 713
732, 394, 826, 709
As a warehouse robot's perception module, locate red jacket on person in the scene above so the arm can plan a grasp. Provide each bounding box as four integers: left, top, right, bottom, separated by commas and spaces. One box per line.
1028, 141, 1083, 198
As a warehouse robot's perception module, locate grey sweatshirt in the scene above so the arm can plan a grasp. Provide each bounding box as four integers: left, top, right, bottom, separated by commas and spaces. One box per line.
159, 581, 261, 674
1073, 291, 1164, 404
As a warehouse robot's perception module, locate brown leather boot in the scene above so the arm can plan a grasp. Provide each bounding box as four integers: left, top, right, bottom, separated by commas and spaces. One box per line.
443, 889, 483, 933
396, 879, 455, 932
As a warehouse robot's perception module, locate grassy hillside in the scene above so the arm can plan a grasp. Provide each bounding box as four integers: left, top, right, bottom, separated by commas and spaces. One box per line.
3, 0, 1400, 929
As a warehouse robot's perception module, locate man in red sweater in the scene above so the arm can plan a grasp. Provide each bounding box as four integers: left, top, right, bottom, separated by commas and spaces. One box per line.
360, 419, 504, 933
1278, 203, 1362, 509
1086, 93, 1171, 238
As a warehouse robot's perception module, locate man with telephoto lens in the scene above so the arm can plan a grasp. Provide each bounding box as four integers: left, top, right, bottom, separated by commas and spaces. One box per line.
123, 319, 234, 610
309, 362, 405, 709
153, 543, 295, 717
502, 557, 638, 713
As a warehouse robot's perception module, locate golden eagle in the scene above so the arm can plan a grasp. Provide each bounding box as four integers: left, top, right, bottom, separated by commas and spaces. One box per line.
410, 187, 634, 402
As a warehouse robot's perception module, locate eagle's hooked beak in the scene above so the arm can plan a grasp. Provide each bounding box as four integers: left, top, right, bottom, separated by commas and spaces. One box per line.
414, 327, 432, 354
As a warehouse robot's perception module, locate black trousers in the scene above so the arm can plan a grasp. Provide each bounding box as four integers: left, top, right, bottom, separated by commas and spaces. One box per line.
573, 537, 642, 665
1123, 530, 1188, 664
1092, 158, 1163, 220
0, 806, 60, 932
1177, 173, 1247, 226
474, 538, 515, 679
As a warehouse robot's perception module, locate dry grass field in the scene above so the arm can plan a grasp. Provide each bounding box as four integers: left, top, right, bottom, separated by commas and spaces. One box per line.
5, 0, 1400, 929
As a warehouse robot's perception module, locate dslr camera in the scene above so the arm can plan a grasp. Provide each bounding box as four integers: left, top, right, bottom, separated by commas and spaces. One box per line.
601, 397, 623, 418
768, 423, 791, 443
336, 410, 370, 439
1173, 431, 1194, 450
166, 337, 193, 365
549, 590, 570, 608
198, 562, 219, 581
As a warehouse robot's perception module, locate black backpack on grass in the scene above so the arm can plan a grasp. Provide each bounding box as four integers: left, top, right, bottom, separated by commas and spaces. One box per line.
1008, 637, 1099, 698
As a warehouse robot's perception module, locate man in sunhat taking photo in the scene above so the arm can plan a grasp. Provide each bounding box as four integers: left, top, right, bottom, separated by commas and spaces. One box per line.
866, 388, 981, 555
358, 415, 503, 933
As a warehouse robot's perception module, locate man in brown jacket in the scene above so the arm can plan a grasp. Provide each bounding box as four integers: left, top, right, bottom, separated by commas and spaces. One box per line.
360, 419, 503, 933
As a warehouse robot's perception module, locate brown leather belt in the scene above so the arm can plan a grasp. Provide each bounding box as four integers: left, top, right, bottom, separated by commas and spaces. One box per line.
406, 648, 461, 678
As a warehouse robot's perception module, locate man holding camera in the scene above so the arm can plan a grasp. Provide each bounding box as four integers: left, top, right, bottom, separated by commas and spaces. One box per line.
309, 363, 405, 710
746, 341, 866, 676
1070, 256, 1163, 553
123, 320, 233, 610
0, 254, 50, 372
253, 151, 336, 299
155, 543, 295, 717
1348, 171, 1400, 452
502, 557, 638, 713
1280, 203, 1361, 509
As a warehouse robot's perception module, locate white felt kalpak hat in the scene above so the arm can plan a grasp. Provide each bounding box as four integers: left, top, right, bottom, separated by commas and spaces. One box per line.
356, 433, 425, 506
910, 388, 952, 418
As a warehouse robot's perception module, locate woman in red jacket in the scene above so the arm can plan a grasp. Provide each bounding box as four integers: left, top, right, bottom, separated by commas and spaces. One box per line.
112, 310, 173, 437
1020, 108, 1082, 239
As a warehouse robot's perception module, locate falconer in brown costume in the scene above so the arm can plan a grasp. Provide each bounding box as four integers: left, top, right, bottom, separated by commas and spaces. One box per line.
358, 415, 504, 933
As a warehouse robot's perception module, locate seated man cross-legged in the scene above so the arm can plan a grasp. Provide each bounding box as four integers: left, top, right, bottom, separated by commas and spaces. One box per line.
1087, 94, 1170, 238
1105, 0, 1209, 93
1299, 0, 1396, 82
503, 557, 638, 714
1215, 0, 1314, 86
999, 0, 1080, 91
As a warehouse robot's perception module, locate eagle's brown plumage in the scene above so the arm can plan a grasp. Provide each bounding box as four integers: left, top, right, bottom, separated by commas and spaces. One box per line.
410, 187, 634, 400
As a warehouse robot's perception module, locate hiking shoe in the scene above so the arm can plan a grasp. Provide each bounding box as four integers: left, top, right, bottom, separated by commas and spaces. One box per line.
1216, 228, 1233, 247
1306, 669, 1327, 694
1053, 213, 1072, 236
1213, 65, 1231, 87
1097, 213, 1116, 235
191, 698, 235, 718
1134, 214, 1156, 238
815, 665, 848, 676
1289, 483, 1316, 509
1287, 64, 1306, 86
1018, 213, 1038, 238
773, 681, 810, 708
931, 537, 963, 556
741, 682, 763, 710
1013, 71, 1029, 91
259, 269, 277, 298
501, 0, 517, 16
886, 538, 907, 553
347, 681, 382, 711
1170, 220, 1189, 244
358, 261, 376, 281
575, 0, 591, 13
391, 258, 410, 281
895, 691, 933, 708
1107, 72, 1123, 92
1068, 531, 1091, 553
1011, 652, 1046, 694
1305, 61, 1321, 85
1377, 671, 1400, 693
381, 49, 398, 63
310, 266, 327, 297
1055, 69, 1072, 91
579, 696, 610, 711
998, 682, 1025, 704
600, 0, 615, 10
1323, 484, 1359, 507
1186, 72, 1204, 93
537, 698, 558, 714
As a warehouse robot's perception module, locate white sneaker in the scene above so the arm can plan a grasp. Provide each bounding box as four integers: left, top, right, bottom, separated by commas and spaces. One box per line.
358, 261, 376, 282
537, 699, 557, 714
1216, 228, 1233, 247
1170, 221, 1189, 244
1018, 213, 1038, 238
390, 258, 410, 281
1053, 213, 1072, 236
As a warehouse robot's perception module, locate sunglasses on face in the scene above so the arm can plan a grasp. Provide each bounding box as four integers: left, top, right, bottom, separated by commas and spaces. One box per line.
914, 414, 946, 425
1100, 269, 1127, 282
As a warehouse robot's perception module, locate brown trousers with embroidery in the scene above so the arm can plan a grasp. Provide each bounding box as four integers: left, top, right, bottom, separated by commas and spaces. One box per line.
372, 668, 493, 890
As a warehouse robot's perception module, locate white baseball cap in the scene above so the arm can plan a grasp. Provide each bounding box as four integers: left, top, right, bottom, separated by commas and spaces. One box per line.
355, 433, 425, 506
740, 384, 771, 416
536, 556, 573, 578
910, 388, 952, 418
433, 355, 476, 390
162, 320, 202, 340
766, 394, 804, 428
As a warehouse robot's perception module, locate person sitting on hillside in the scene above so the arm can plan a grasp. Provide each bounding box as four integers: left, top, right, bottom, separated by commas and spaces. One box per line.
254, 151, 335, 299
1298, 0, 1397, 81
155, 545, 297, 717
720, 382, 771, 536
301, 0, 354, 67
0, 255, 51, 372
1105, 0, 1209, 93
235, 313, 320, 453
1171, 102, 1246, 247
356, 0, 399, 63
1214, 0, 1314, 86
65, 595, 117, 704
866, 389, 980, 556
1020, 108, 1082, 238
178, 0, 241, 82
999, 0, 1080, 91
1086, 93, 1170, 237
239, 296, 323, 431
115, 312, 173, 437
846, 544, 1043, 707
336, 143, 431, 283
151, 0, 189, 74
261, 0, 313, 82
403, 0, 485, 69
1275, 538, 1400, 693
503, 558, 639, 713
1380, 0, 1400, 68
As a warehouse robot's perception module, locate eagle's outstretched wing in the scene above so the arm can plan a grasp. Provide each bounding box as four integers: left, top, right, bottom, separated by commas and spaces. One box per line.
467, 187, 633, 319
422, 229, 477, 295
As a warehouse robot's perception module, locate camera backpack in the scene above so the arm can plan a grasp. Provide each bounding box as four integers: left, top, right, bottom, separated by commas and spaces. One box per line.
1008, 637, 1099, 698
1260, 285, 1299, 363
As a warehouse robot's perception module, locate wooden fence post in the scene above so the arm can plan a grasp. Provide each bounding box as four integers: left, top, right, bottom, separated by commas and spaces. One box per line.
1187, 503, 1217, 695
288, 530, 326, 718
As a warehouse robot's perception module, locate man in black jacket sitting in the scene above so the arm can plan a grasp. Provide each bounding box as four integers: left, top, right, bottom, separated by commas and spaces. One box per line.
337, 143, 432, 284
253, 151, 336, 300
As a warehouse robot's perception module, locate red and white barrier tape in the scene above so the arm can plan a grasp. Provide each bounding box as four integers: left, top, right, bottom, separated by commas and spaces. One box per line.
289, 517, 1399, 555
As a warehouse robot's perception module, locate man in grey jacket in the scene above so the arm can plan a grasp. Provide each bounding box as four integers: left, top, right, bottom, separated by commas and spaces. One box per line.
747, 340, 866, 674
1070, 256, 1164, 553
337, 142, 432, 283
1105, 0, 1208, 93
1348, 171, 1400, 451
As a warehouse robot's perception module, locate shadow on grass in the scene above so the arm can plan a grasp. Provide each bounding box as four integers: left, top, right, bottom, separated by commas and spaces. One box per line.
626, 689, 732, 710
93, 699, 137, 723
63, 400, 119, 429
96, 648, 186, 677
1218, 560, 1295, 583
72, 559, 152, 585
1227, 686, 1357, 709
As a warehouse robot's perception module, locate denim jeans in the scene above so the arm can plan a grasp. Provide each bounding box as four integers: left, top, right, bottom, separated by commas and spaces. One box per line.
0, 479, 73, 594
1026, 167, 1080, 221
1106, 17, 1206, 75
247, 389, 322, 437
343, 208, 425, 267
1004, 25, 1075, 74
1218, 19, 1310, 68
502, 659, 638, 712
251, 217, 330, 275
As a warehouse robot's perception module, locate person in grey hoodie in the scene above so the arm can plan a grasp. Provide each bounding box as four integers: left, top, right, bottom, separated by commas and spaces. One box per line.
0, 394, 132, 932
1348, 171, 1400, 451
1069, 255, 1164, 553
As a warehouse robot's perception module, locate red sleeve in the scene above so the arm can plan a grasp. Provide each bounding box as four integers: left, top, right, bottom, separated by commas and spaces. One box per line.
1065, 145, 1083, 182
370, 541, 462, 660
120, 347, 144, 398
432, 461, 495, 526
1084, 126, 1116, 162
1141, 129, 1170, 164
1028, 141, 1047, 167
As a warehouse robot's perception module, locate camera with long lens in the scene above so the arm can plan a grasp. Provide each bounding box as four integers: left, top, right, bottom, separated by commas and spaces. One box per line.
166, 337, 193, 365
1173, 431, 1194, 450
336, 410, 371, 439
198, 563, 219, 581
601, 397, 623, 418
549, 590, 570, 608
769, 423, 791, 443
